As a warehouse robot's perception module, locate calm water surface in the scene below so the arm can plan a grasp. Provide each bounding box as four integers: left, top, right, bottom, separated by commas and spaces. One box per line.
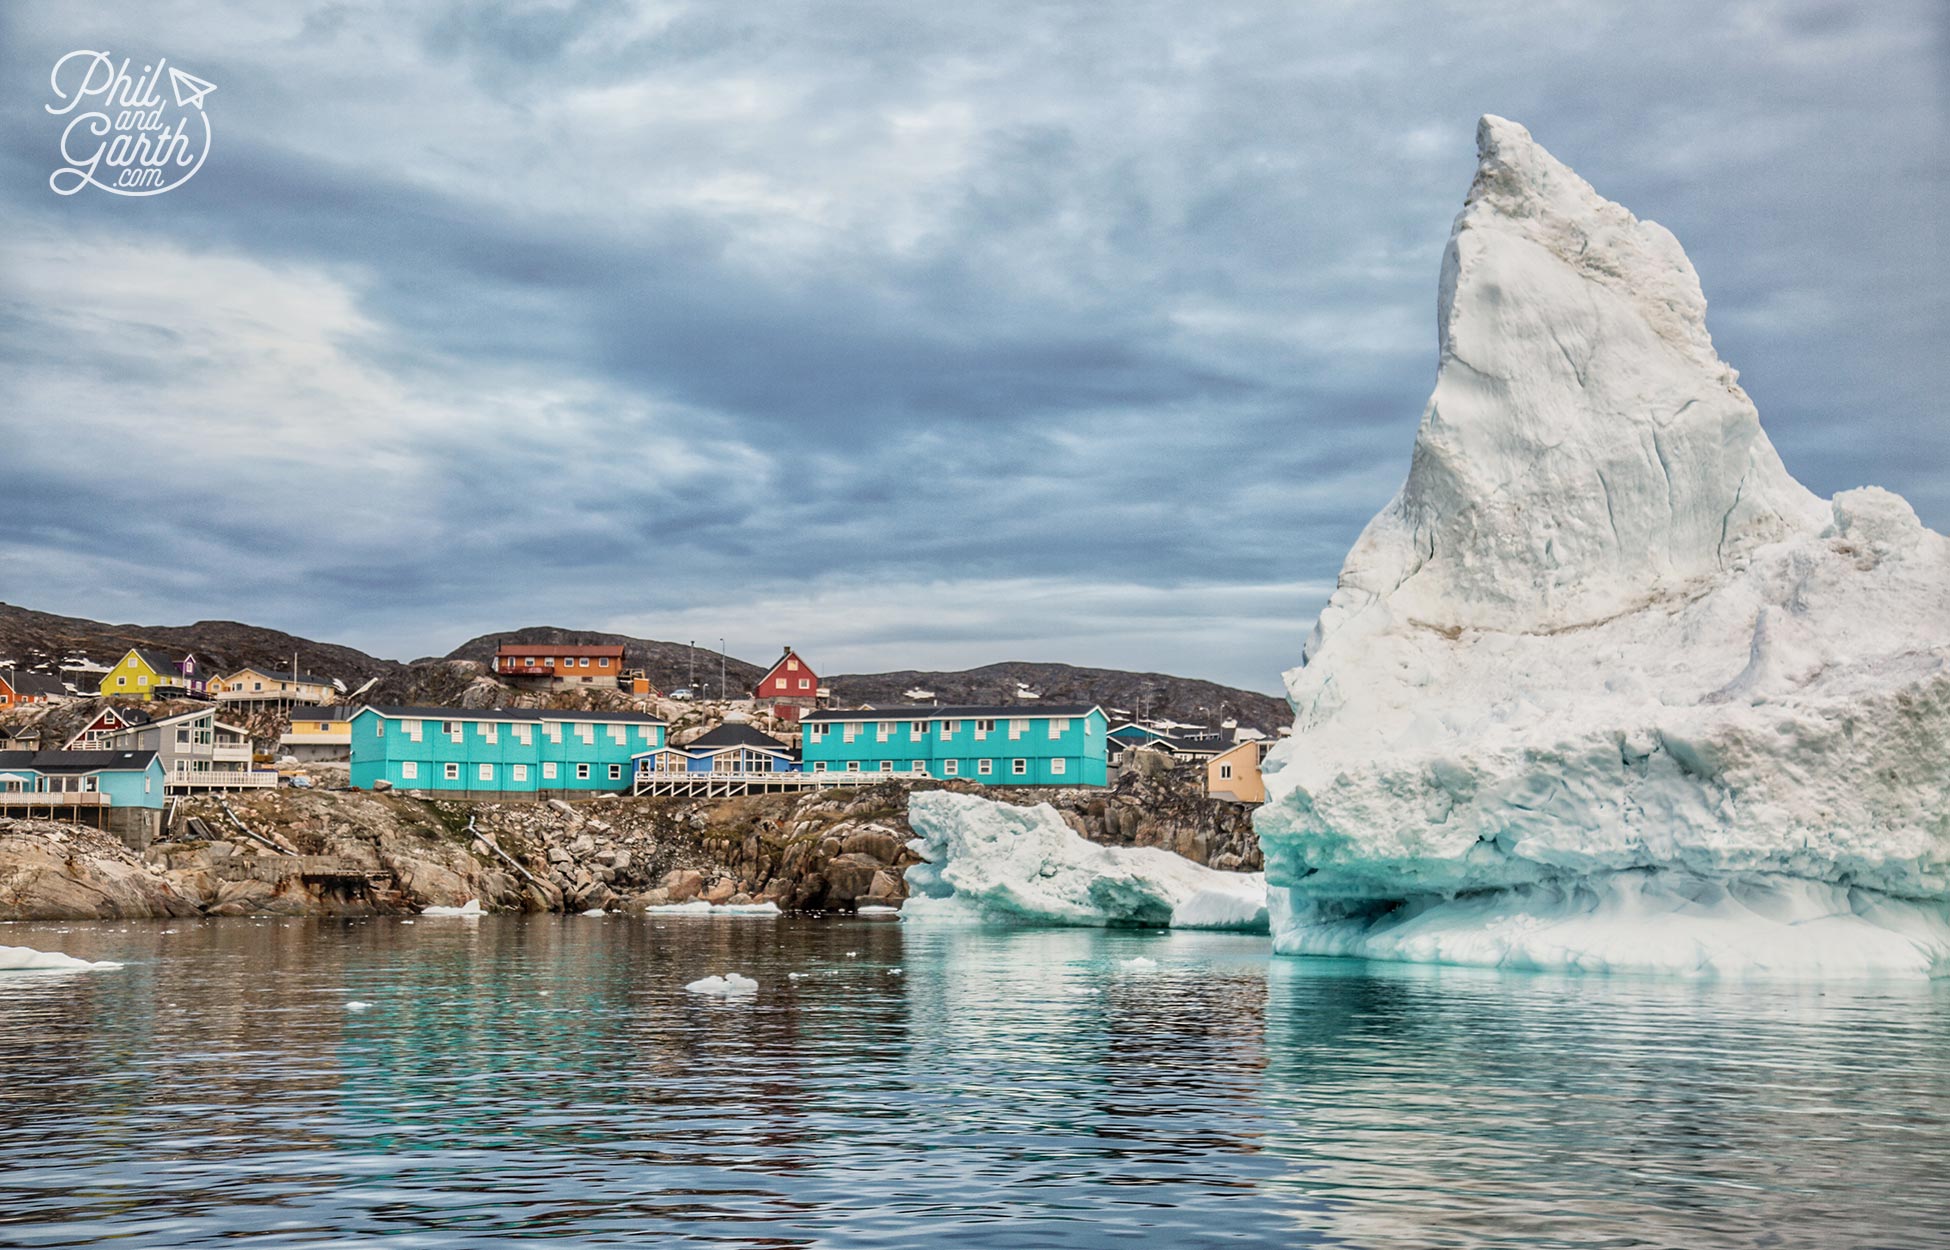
0, 915, 1944, 1248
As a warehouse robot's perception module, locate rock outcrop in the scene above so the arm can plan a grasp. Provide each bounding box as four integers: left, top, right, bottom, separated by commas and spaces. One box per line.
0, 820, 202, 919
1256, 117, 1950, 977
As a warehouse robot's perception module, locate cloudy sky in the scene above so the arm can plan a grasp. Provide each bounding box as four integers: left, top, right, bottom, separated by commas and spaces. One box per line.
1, 2, 1943, 692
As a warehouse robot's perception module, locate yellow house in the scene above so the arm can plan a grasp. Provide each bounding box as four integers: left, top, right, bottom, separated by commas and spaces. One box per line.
99, 648, 206, 701
211, 666, 336, 708
1205, 739, 1269, 805
278, 705, 353, 762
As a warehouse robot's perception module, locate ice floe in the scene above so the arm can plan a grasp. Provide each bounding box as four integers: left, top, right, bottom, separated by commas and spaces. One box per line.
685, 972, 759, 996
647, 901, 782, 917
905, 791, 1268, 932
420, 900, 484, 917
0, 944, 121, 972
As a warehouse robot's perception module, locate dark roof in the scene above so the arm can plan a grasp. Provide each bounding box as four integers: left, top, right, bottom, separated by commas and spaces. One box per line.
801, 704, 1099, 723
2, 672, 66, 697
362, 705, 665, 724
130, 647, 190, 676
0, 749, 158, 772
223, 667, 329, 684
683, 723, 792, 752
288, 705, 349, 720
495, 644, 625, 657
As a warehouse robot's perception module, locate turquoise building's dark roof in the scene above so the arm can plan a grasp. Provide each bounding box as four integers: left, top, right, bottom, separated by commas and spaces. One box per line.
802, 704, 1099, 722
361, 705, 666, 724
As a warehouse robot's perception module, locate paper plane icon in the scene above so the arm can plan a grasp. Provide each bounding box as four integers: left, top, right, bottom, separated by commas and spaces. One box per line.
168, 67, 217, 110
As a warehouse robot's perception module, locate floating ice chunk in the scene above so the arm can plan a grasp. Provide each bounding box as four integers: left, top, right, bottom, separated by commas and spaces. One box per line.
421, 900, 483, 916
0, 944, 121, 972
345, 1000, 373, 1012
1119, 956, 1158, 971
580, 908, 609, 916
856, 905, 901, 916
646, 901, 782, 917
1255, 117, 1950, 979
685, 972, 758, 995
905, 791, 1269, 932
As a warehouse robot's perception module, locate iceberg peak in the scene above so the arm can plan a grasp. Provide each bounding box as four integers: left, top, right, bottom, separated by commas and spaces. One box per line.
1260, 120, 1950, 979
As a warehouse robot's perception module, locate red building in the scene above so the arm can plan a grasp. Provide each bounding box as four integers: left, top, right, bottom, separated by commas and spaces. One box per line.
753, 646, 825, 723
0, 671, 65, 708
494, 644, 626, 689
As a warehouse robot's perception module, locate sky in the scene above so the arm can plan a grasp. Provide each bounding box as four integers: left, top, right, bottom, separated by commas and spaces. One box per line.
0, 1, 1943, 693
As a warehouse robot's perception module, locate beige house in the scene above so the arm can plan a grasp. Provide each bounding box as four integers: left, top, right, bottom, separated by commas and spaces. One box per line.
211, 667, 337, 709
1205, 740, 1269, 804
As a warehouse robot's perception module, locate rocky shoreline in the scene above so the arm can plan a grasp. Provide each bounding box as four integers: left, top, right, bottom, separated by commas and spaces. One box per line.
0, 766, 1259, 920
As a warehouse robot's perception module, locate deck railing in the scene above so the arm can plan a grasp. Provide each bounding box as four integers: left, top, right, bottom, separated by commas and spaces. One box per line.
168, 767, 277, 790
0, 791, 111, 808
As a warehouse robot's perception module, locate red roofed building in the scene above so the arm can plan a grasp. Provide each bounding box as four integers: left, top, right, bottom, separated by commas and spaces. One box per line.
494, 644, 627, 689
753, 646, 825, 724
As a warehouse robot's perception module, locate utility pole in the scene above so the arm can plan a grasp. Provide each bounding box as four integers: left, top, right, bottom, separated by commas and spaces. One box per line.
688, 640, 695, 694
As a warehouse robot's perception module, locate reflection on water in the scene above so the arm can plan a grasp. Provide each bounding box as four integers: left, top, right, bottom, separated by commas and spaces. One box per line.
0, 916, 1943, 1248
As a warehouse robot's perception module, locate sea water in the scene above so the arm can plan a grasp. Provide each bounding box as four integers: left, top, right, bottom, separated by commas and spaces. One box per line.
0, 916, 1944, 1248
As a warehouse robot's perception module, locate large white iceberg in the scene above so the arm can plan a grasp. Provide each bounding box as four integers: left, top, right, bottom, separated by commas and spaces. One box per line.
904, 791, 1268, 931
1256, 116, 1950, 979
0, 944, 121, 972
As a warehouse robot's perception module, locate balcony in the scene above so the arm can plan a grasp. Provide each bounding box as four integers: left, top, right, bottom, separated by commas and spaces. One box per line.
168, 767, 277, 791
0, 791, 111, 809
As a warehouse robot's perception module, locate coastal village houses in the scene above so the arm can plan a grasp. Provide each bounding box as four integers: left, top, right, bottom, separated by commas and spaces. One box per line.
800, 705, 1109, 785
80, 706, 267, 792
635, 722, 800, 778
753, 646, 826, 724
1204, 739, 1271, 805
349, 706, 666, 797
68, 704, 150, 747
99, 647, 207, 701
494, 644, 626, 689
0, 670, 66, 708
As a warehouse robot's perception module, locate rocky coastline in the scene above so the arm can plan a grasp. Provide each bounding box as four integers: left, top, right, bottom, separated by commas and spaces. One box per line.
0, 765, 1259, 920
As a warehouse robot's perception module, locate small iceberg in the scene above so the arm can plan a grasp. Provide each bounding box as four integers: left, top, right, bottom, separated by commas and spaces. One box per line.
345, 1000, 374, 1012
647, 901, 782, 917
580, 907, 610, 916
904, 791, 1269, 932
856, 905, 901, 917
685, 972, 758, 996
1119, 956, 1158, 971
421, 899, 484, 917
0, 944, 121, 972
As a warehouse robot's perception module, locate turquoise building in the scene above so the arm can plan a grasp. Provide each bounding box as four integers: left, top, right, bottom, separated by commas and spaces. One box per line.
348, 706, 666, 797
0, 748, 167, 848
800, 704, 1108, 786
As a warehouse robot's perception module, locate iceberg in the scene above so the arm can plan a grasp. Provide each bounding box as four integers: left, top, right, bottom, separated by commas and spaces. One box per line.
646, 901, 783, 917
1256, 116, 1950, 978
420, 899, 484, 916
0, 944, 121, 972
685, 972, 758, 995
904, 791, 1269, 931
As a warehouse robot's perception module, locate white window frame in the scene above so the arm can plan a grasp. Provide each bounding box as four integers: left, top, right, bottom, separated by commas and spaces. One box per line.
404, 719, 421, 742
610, 725, 626, 745
940, 720, 957, 738
877, 722, 893, 743
482, 723, 497, 743
846, 761, 861, 773
809, 725, 825, 742
542, 762, 558, 780
1049, 718, 1069, 740
814, 761, 827, 773
798, 678, 810, 690
576, 763, 591, 780
879, 760, 894, 773
978, 759, 993, 776
515, 724, 532, 745
910, 723, 925, 741
478, 763, 494, 782
1012, 759, 1027, 776
1219, 763, 1233, 779
1051, 758, 1067, 776
1010, 719, 1028, 740
974, 720, 990, 741
401, 761, 419, 780
512, 764, 528, 782
577, 724, 595, 745
546, 723, 562, 743
443, 762, 460, 781
943, 759, 958, 776
843, 725, 859, 743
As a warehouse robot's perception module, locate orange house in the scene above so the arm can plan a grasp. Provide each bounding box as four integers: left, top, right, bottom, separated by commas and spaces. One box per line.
753, 646, 824, 724
0, 671, 65, 708
494, 644, 626, 689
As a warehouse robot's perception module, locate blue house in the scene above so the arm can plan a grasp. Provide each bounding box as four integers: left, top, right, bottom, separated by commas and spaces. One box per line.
800, 704, 1108, 786
0, 748, 166, 847
633, 722, 800, 778
348, 706, 666, 796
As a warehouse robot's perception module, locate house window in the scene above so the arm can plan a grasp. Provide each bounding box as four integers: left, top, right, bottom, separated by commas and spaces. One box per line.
846, 761, 861, 772
877, 722, 893, 742
547, 724, 562, 743
808, 725, 825, 742
512, 764, 528, 782
911, 760, 927, 773
598, 658, 610, 668
880, 761, 894, 773
943, 759, 958, 776
516, 724, 532, 745
787, 659, 799, 671
1051, 758, 1067, 776
940, 720, 956, 737
909, 723, 925, 741
479, 763, 494, 782
799, 678, 810, 690
116, 676, 126, 687
444, 721, 461, 741
974, 719, 994, 740
978, 759, 993, 776
375, 722, 385, 738
543, 762, 558, 780
176, 729, 190, 744
609, 725, 626, 744
1050, 718, 1069, 739
579, 658, 590, 667
1085, 719, 1095, 735
577, 725, 595, 745
482, 723, 497, 743
443, 762, 460, 781
843, 725, 858, 743
609, 764, 622, 781
1220, 763, 1233, 779
1010, 719, 1028, 740
402, 761, 419, 780
576, 763, 590, 780
138, 676, 148, 686
1012, 759, 1027, 776
524, 656, 536, 667
639, 726, 654, 742
814, 761, 827, 773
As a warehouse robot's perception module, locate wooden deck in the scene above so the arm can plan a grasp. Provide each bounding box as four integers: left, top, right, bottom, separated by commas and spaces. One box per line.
631, 770, 923, 798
